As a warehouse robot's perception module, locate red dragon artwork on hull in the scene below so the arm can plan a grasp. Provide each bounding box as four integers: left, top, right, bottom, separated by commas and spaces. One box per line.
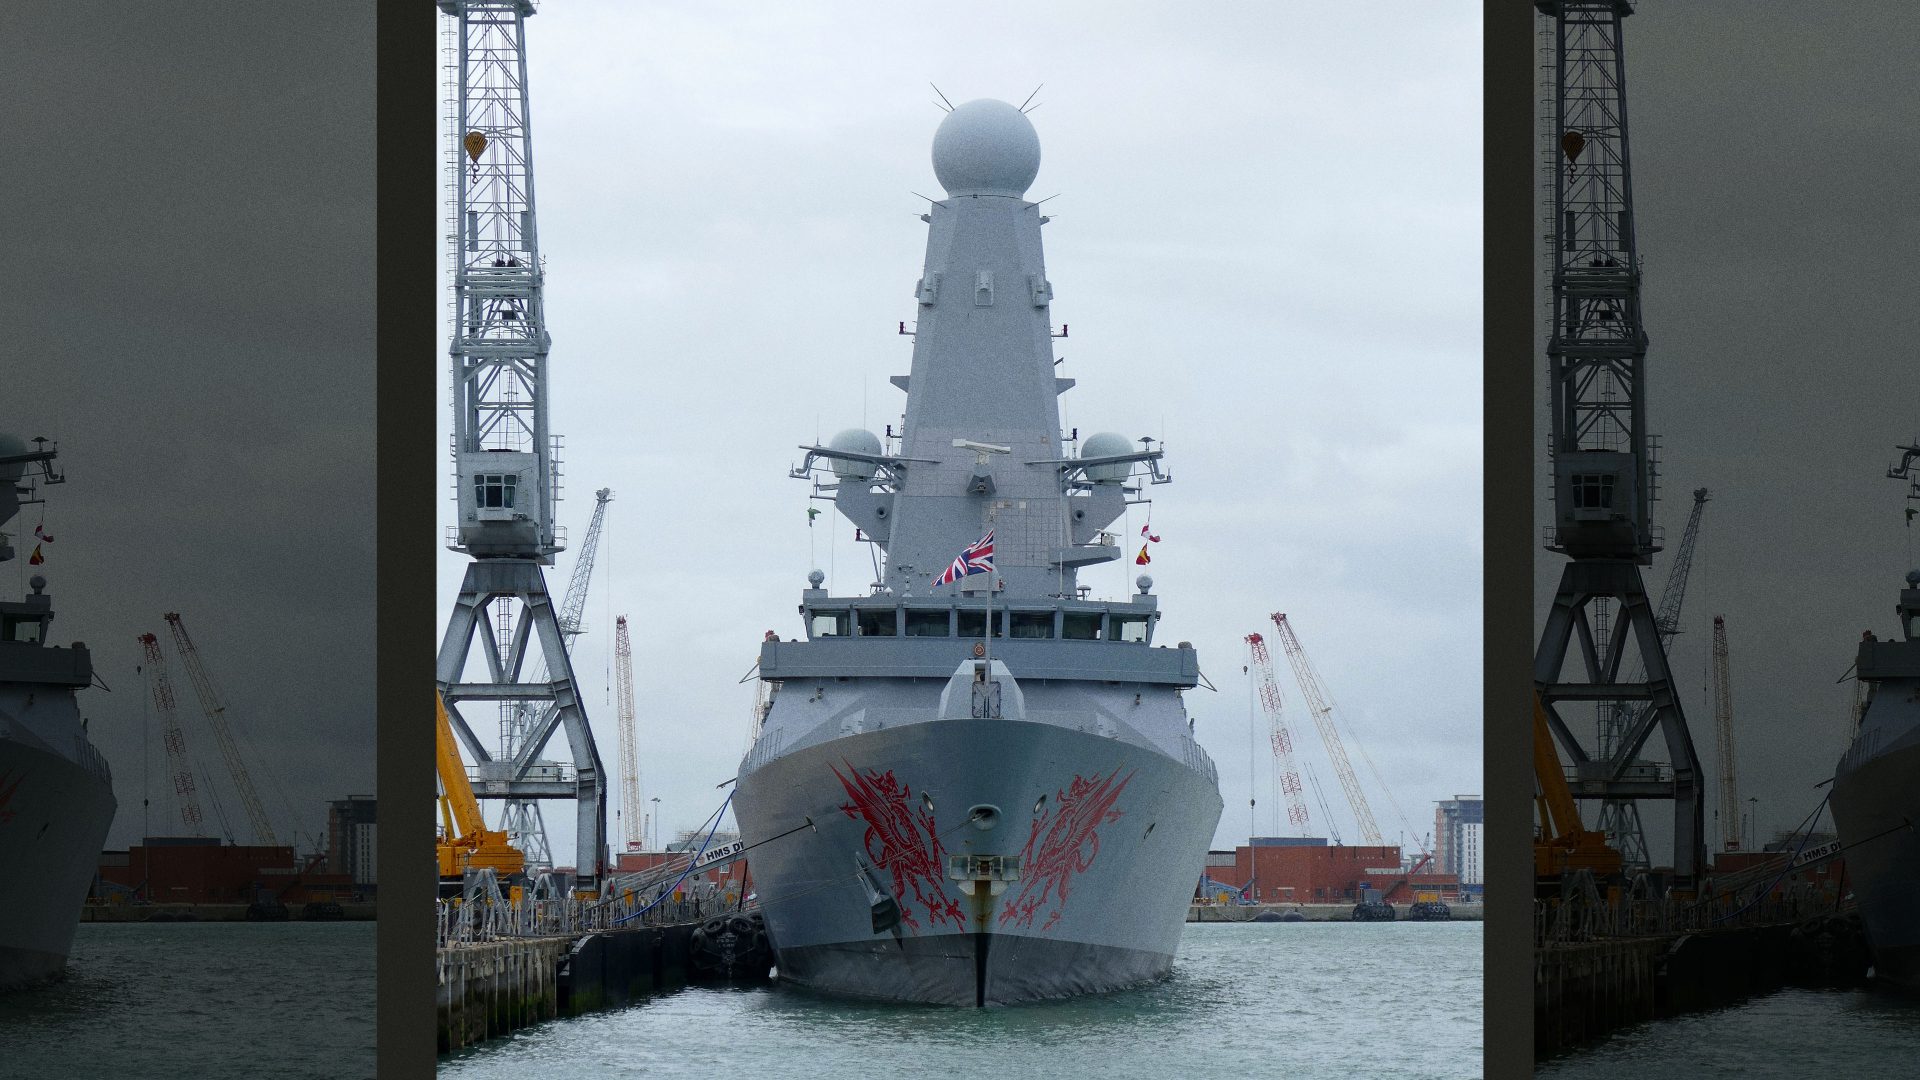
1000, 766, 1136, 932
0, 769, 20, 827
830, 761, 964, 931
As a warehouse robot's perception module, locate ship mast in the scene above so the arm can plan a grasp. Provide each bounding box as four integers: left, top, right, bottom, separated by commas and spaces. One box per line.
432, 0, 609, 895
1531, 0, 1707, 889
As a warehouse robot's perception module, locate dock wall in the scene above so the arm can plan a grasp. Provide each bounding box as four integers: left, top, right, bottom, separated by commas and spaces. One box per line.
437, 937, 572, 1054
437, 924, 699, 1054
1536, 921, 1861, 1058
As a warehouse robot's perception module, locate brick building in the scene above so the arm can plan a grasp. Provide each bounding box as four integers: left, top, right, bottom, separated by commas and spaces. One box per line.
95, 837, 354, 904
1207, 837, 1461, 903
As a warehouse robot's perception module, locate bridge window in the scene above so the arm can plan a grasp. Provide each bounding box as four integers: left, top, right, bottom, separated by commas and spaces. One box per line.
809, 610, 849, 637
1061, 612, 1103, 640
904, 609, 950, 637
1111, 615, 1150, 643
957, 610, 1002, 639
1570, 473, 1614, 510
856, 609, 898, 637
1009, 611, 1053, 639
473, 473, 517, 509
3, 616, 43, 644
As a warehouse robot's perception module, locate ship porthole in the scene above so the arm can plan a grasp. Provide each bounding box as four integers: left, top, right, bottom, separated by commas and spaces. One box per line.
1034, 794, 1047, 814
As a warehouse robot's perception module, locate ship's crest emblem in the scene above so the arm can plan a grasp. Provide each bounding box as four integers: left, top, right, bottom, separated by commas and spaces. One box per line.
1000, 766, 1135, 932
830, 761, 964, 931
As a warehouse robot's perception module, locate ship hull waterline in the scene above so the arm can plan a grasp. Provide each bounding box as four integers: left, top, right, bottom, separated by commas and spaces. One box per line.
733, 715, 1222, 1007
0, 735, 116, 992
1830, 729, 1920, 992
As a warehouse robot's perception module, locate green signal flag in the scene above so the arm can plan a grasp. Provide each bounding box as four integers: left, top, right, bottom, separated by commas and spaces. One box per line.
807, 506, 821, 526
1907, 506, 1917, 526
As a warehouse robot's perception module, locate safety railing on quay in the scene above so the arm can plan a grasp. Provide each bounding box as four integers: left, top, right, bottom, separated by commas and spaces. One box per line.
1534, 881, 1849, 946
436, 886, 750, 947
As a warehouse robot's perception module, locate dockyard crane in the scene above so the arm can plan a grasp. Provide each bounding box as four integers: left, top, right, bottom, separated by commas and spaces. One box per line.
494, 486, 614, 872
1709, 616, 1740, 852
1595, 487, 1710, 868
613, 615, 643, 852
436, 691, 524, 883
1244, 632, 1311, 833
138, 632, 205, 833
164, 612, 279, 846
433, 0, 610, 895
1267, 614, 1383, 846
1532, 0, 1706, 889
1534, 693, 1623, 888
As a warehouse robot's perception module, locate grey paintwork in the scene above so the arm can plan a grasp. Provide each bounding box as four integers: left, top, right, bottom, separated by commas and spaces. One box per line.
1829, 576, 1920, 988
733, 100, 1222, 1004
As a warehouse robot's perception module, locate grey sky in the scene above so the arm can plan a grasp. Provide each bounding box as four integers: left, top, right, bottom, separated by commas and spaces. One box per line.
3, 4, 375, 851
1533, 3, 1920, 857
436, 1, 1483, 859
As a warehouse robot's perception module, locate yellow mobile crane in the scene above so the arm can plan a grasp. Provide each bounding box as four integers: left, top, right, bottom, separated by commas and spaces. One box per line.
436, 691, 524, 882
1534, 692, 1623, 889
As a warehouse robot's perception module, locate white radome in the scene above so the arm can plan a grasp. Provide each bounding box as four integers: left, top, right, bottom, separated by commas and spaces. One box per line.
931, 99, 1040, 198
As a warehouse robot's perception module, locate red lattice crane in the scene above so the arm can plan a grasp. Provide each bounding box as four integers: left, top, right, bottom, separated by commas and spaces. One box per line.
1245, 632, 1311, 831
165, 612, 277, 846
1269, 613, 1384, 846
138, 632, 204, 832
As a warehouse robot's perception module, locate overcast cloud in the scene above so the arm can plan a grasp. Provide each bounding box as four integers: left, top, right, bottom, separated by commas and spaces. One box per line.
437, 1, 1483, 860
3, 3, 375, 850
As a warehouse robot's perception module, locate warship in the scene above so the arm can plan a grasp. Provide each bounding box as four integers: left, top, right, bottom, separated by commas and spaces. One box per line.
1829, 565, 1920, 990
730, 99, 1224, 1006
0, 434, 115, 991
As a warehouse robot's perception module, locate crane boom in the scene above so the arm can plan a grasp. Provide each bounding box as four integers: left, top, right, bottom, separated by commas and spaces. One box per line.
1245, 633, 1311, 831
164, 613, 277, 846
138, 632, 204, 832
1710, 616, 1740, 852
613, 615, 642, 852
1268, 614, 1383, 846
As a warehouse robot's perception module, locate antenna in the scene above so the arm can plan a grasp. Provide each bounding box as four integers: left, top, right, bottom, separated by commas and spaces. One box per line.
929, 82, 954, 112
1019, 83, 1044, 113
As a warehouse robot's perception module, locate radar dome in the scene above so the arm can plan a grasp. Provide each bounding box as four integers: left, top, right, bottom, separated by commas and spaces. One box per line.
827, 428, 883, 482
932, 99, 1040, 198
0, 433, 26, 485
1079, 432, 1133, 483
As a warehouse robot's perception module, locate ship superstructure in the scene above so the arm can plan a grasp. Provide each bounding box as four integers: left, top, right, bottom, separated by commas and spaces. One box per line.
731, 99, 1223, 1006
1830, 554, 1920, 990
0, 434, 115, 991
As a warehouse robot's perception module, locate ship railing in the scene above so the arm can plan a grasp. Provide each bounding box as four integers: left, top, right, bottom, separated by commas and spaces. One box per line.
72, 734, 112, 783
1179, 733, 1218, 786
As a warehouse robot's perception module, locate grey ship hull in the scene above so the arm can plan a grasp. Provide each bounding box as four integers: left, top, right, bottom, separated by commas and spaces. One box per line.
1830, 725, 1920, 990
733, 716, 1221, 1006
0, 732, 116, 991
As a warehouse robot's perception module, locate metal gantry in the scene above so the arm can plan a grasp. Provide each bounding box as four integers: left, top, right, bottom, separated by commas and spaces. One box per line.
434, 0, 609, 895
495, 486, 613, 873
1532, 0, 1707, 889
1593, 486, 1709, 868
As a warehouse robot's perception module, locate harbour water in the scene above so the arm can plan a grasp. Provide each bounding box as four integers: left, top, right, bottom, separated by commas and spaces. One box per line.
1538, 986, 1920, 1076
441, 921, 1482, 1078
0, 921, 374, 1079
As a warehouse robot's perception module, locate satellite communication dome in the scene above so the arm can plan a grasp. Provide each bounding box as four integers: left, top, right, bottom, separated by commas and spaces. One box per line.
0, 433, 26, 484
1079, 432, 1134, 483
932, 99, 1041, 198
828, 428, 883, 481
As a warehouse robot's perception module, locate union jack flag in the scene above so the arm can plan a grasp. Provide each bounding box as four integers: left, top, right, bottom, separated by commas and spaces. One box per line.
932, 529, 994, 587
